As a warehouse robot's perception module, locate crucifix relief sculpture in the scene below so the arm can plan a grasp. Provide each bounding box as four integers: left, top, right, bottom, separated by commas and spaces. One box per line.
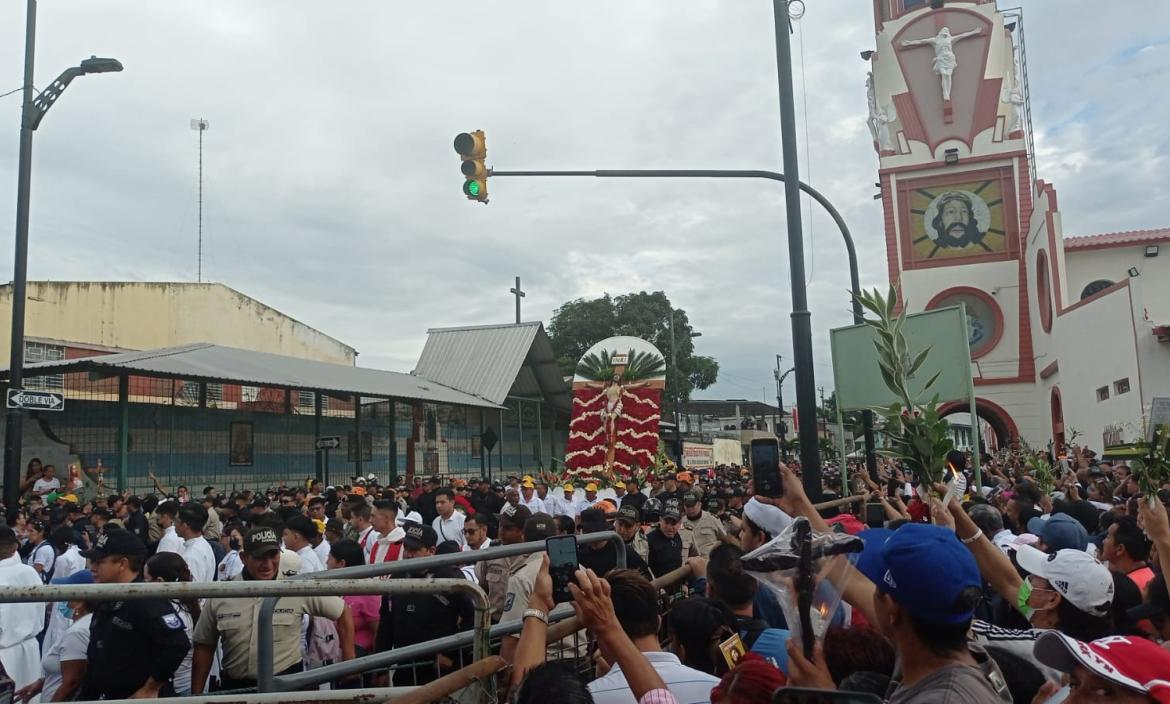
901, 26, 982, 101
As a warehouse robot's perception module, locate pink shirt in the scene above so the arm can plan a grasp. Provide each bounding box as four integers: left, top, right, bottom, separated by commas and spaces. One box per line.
342, 594, 381, 651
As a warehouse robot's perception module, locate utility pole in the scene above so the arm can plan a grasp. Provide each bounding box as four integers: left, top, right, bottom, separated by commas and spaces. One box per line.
190, 118, 209, 282
774, 356, 794, 459
510, 276, 525, 324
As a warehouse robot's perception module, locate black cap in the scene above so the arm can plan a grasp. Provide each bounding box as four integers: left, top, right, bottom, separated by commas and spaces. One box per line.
705, 497, 721, 512
683, 491, 701, 505
403, 523, 438, 550
615, 505, 640, 524
82, 528, 146, 559
662, 504, 682, 521
523, 513, 557, 541
498, 503, 532, 529
250, 496, 269, 508
243, 526, 282, 558
664, 473, 677, 481
579, 507, 609, 534
284, 514, 319, 541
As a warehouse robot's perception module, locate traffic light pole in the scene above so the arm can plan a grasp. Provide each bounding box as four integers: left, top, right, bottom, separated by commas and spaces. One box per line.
490, 167, 879, 498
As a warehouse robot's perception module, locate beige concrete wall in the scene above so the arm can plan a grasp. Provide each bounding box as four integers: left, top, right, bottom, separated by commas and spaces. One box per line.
0, 282, 356, 364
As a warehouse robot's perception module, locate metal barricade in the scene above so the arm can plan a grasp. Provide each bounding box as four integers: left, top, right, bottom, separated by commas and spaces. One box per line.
0, 578, 493, 702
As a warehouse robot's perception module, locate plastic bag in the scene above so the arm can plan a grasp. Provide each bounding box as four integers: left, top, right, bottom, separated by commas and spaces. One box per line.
742, 517, 863, 657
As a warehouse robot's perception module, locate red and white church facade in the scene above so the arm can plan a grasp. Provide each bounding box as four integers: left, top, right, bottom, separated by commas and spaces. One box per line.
868, 0, 1170, 454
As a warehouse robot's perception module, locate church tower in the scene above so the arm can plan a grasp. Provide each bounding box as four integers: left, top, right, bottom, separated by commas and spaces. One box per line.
869, 0, 1037, 446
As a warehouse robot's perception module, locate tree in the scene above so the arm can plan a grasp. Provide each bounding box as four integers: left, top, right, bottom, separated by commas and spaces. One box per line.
547, 291, 719, 403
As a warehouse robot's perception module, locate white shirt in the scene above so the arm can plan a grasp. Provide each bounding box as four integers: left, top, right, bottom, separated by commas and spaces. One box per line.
26, 541, 55, 580
433, 512, 467, 548
588, 651, 719, 704
461, 538, 492, 582
313, 539, 331, 566
157, 526, 184, 555
356, 525, 378, 563
521, 493, 546, 514
54, 545, 85, 581
40, 612, 92, 703
180, 536, 217, 584
217, 551, 244, 581
0, 553, 45, 691
295, 544, 325, 575
32, 477, 60, 495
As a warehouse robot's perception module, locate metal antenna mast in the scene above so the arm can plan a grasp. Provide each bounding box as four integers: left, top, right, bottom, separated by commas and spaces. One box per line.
190, 118, 209, 282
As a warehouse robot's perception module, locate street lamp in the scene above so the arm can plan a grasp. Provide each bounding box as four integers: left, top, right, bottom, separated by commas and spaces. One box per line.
668, 312, 701, 462
774, 359, 794, 457
3, 0, 124, 522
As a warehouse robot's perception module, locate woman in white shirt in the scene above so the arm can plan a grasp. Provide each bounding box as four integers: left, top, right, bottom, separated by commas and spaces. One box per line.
15, 570, 95, 704
217, 523, 246, 581
145, 552, 200, 696
23, 520, 55, 583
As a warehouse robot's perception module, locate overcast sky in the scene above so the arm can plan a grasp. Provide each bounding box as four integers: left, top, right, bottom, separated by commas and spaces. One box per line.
2, 1, 1168, 406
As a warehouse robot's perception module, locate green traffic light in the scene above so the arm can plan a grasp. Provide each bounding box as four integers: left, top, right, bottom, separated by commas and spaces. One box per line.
468, 181, 481, 196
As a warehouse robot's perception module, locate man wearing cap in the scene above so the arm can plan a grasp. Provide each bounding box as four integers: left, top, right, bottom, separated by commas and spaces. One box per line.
620, 478, 647, 512
614, 504, 650, 565
578, 507, 650, 579
0, 525, 44, 696
1027, 512, 1090, 553
550, 483, 578, 517
520, 478, 546, 514
645, 503, 697, 578
1034, 632, 1170, 703
81, 528, 191, 700
471, 478, 503, 518
416, 476, 441, 525
654, 473, 682, 505
191, 526, 355, 693
791, 523, 1010, 702
499, 513, 559, 662
477, 503, 531, 622
283, 514, 326, 574
682, 491, 727, 558
378, 523, 474, 685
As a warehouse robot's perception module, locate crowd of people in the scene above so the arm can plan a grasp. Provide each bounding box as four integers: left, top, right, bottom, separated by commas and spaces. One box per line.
2, 445, 1170, 703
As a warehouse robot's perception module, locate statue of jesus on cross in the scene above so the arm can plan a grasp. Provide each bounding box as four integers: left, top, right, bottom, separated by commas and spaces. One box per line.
901, 26, 982, 101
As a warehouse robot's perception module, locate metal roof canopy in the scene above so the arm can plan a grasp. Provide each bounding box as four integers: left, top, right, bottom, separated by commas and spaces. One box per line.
683, 399, 787, 418
414, 322, 572, 413
1, 342, 501, 409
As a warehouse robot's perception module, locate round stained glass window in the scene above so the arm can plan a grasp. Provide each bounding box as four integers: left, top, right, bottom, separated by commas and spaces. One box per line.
926, 288, 1004, 359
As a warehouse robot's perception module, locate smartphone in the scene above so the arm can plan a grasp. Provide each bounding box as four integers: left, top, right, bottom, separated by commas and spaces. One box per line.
546, 535, 579, 604
750, 438, 783, 498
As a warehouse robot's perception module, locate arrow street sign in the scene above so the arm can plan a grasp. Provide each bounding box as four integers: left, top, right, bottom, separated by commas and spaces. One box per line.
315, 436, 342, 451
7, 389, 65, 411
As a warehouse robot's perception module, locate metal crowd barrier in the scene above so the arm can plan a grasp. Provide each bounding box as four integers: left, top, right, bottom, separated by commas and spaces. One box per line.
0, 578, 492, 702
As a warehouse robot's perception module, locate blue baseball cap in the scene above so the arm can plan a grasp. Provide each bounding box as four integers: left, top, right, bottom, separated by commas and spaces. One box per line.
51, 569, 94, 586
1026, 513, 1089, 552
857, 524, 982, 624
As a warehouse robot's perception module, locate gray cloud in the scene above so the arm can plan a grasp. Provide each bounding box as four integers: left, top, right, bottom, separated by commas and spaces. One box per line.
1, 1, 1166, 408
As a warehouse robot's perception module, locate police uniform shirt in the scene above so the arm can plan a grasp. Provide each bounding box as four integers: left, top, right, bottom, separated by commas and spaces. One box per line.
627, 530, 650, 564
683, 511, 726, 558
192, 582, 344, 681
386, 564, 473, 649
499, 553, 589, 660
82, 582, 191, 700
476, 554, 525, 619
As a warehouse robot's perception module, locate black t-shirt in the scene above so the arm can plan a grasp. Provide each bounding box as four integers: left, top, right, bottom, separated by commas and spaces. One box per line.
579, 539, 649, 579
645, 528, 683, 577
620, 492, 647, 511
82, 578, 190, 700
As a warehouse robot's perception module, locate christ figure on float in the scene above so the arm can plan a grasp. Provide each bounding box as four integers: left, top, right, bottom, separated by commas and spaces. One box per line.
582, 372, 650, 475
901, 26, 982, 101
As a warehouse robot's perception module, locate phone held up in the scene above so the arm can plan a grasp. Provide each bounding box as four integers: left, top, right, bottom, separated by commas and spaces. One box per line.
751, 437, 784, 498
546, 534, 579, 604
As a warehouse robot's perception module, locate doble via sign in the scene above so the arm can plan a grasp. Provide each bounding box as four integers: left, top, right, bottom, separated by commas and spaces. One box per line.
315, 436, 342, 451
7, 389, 65, 412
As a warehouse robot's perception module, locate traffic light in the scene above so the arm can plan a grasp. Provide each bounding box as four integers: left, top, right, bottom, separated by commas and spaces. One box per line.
454, 130, 488, 203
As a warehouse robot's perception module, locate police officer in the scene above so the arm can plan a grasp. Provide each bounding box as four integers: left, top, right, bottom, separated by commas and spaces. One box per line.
190, 526, 355, 693
644, 502, 696, 578
613, 504, 650, 565
81, 528, 190, 700
476, 504, 530, 622
682, 491, 727, 558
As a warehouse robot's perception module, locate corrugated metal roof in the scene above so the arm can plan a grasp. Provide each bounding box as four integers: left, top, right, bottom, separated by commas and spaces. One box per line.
414, 322, 571, 411
4, 342, 500, 409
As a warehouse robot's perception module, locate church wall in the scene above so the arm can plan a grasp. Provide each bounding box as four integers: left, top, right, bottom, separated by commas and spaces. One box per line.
1065, 246, 1170, 323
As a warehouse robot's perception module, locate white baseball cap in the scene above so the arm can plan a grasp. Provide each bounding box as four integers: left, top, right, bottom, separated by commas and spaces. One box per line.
1015, 544, 1114, 617
742, 498, 794, 538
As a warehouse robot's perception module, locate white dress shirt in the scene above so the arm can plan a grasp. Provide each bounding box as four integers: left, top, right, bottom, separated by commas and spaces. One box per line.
433, 511, 467, 548
295, 544, 325, 575
588, 651, 719, 704
180, 536, 217, 584
521, 493, 546, 514
356, 525, 378, 563
460, 537, 491, 582
313, 539, 331, 566
54, 545, 86, 581
157, 525, 184, 555
0, 554, 45, 692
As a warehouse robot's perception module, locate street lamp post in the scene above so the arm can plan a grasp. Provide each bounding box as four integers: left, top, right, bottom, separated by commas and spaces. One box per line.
3, 0, 122, 520
775, 359, 794, 458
